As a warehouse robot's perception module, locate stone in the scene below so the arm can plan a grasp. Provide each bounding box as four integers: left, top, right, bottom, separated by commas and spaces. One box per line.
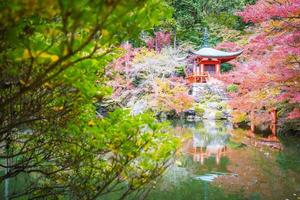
186, 115, 195, 122
184, 109, 196, 116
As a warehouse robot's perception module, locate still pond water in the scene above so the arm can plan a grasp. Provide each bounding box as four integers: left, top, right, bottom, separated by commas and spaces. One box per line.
147, 119, 300, 200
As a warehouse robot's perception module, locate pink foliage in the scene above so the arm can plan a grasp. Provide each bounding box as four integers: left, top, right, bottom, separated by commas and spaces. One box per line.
111, 43, 139, 72
216, 42, 242, 52
278, 91, 300, 103
106, 43, 140, 99
287, 108, 300, 119
151, 78, 193, 113
146, 31, 171, 51
145, 39, 155, 50
220, 0, 300, 122
237, 0, 300, 23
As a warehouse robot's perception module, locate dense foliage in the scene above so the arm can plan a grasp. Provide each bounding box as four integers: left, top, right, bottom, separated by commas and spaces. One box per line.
218, 0, 300, 132
171, 0, 256, 45
108, 45, 193, 115
0, 0, 178, 199
0, 0, 299, 199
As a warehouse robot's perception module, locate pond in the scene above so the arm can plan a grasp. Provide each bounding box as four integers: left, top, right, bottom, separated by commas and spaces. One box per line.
1, 119, 300, 200
147, 119, 300, 200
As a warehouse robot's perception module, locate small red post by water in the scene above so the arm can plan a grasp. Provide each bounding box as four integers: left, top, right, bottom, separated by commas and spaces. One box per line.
270, 108, 277, 136
271, 108, 277, 124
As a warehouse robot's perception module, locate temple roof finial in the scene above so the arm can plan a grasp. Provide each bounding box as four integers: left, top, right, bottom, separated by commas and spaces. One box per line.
202, 27, 209, 48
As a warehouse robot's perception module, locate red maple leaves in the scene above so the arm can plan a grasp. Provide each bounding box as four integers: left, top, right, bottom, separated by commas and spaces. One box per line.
220, 0, 300, 121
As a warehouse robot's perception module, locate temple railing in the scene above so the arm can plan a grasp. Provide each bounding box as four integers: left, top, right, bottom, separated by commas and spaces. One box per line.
186, 72, 211, 83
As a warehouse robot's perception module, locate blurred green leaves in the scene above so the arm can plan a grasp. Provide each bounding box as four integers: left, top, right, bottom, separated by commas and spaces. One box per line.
169, 0, 255, 46
0, 0, 177, 199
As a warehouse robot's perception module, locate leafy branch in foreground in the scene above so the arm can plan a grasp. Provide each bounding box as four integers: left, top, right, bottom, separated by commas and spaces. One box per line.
0, 0, 177, 199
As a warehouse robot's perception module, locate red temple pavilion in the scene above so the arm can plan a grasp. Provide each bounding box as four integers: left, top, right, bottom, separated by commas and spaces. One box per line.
186, 47, 243, 83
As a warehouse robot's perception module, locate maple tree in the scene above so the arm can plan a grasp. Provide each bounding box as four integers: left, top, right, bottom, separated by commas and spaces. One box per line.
108, 45, 192, 115
218, 0, 300, 129
145, 31, 171, 52
151, 78, 193, 114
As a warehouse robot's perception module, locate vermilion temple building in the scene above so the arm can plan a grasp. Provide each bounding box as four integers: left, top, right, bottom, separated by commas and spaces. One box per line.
186, 47, 243, 83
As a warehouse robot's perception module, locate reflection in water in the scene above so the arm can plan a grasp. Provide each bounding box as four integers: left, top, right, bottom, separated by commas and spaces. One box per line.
191, 145, 227, 165
147, 119, 300, 200
268, 123, 279, 142
186, 119, 230, 165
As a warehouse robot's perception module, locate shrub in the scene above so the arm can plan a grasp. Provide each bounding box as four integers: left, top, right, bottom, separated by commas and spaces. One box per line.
215, 111, 224, 120
194, 104, 205, 117
232, 111, 248, 124
217, 102, 227, 110
221, 62, 234, 72
175, 65, 185, 77
226, 84, 238, 93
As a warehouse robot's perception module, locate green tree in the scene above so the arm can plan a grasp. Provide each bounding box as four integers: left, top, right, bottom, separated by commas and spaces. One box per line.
0, 0, 177, 199
170, 0, 255, 46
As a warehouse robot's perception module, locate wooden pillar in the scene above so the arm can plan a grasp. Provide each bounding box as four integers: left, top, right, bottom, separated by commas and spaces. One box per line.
271, 109, 277, 124
216, 63, 221, 77
216, 149, 220, 165
200, 154, 204, 165
270, 123, 277, 136
270, 108, 277, 136
200, 63, 204, 83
